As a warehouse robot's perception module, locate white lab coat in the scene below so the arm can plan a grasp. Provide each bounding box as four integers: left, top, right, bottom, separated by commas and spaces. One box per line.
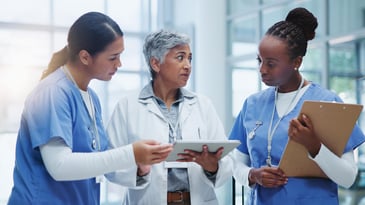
106, 88, 233, 205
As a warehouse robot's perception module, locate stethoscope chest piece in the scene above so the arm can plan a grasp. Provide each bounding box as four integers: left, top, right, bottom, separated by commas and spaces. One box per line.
248, 121, 263, 139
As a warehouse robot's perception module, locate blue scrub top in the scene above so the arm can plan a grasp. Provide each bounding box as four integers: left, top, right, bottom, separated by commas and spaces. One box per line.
8, 68, 108, 205
229, 83, 365, 205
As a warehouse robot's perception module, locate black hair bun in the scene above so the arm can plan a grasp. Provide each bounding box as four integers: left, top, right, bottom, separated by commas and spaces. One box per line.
285, 7, 318, 41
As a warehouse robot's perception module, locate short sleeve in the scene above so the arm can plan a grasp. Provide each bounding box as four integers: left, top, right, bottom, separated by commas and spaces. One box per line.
229, 101, 249, 154
24, 85, 73, 149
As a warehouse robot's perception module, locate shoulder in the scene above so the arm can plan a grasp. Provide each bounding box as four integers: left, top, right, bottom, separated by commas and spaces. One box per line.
182, 89, 213, 106
114, 89, 140, 102
246, 87, 275, 104
305, 83, 342, 101
192, 92, 210, 103
113, 89, 144, 110
27, 69, 73, 106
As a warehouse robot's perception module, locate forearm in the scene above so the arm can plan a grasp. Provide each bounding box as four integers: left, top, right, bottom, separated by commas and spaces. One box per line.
232, 149, 252, 187
312, 145, 357, 188
40, 137, 136, 181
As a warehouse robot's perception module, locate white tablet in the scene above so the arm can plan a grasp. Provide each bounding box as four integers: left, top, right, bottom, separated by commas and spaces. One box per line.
165, 140, 240, 162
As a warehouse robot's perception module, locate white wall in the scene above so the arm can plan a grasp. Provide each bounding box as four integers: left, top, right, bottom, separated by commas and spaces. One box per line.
172, 0, 230, 131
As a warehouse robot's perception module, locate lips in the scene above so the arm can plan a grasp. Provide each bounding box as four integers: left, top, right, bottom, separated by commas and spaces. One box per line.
181, 73, 190, 78
261, 76, 269, 81
110, 70, 117, 76
261, 76, 272, 84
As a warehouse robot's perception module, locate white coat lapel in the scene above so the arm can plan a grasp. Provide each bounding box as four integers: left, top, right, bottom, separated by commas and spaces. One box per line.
179, 97, 196, 125
139, 98, 165, 120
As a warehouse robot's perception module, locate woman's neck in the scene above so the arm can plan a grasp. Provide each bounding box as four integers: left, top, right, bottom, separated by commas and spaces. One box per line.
278, 75, 306, 93
152, 80, 178, 108
65, 63, 90, 91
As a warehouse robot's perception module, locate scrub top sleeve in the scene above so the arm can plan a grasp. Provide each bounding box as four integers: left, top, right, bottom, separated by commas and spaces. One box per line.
229, 101, 249, 154
344, 125, 365, 153
330, 94, 365, 152
26, 86, 73, 149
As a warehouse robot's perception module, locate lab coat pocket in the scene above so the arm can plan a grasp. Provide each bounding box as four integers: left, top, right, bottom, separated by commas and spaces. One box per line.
181, 122, 205, 140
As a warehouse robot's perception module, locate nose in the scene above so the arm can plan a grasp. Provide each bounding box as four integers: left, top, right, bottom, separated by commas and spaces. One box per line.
259, 63, 266, 74
184, 59, 192, 70
116, 58, 122, 68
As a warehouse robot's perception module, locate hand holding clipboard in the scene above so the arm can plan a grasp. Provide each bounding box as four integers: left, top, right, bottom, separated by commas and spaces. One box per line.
278, 100, 363, 177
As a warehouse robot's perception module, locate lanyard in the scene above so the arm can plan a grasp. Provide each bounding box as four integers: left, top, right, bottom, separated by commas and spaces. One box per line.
266, 77, 304, 166
169, 101, 184, 143
62, 66, 100, 151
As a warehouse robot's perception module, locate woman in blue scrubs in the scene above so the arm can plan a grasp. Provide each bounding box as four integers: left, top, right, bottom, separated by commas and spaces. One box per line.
229, 7, 365, 205
8, 12, 172, 205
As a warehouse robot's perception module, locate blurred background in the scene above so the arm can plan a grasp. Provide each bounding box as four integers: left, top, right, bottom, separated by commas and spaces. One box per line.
1, 0, 365, 204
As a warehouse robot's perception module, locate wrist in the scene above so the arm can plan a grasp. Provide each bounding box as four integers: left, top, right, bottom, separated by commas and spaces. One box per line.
204, 169, 218, 176
137, 168, 149, 177
309, 143, 321, 158
248, 169, 255, 185
204, 164, 219, 174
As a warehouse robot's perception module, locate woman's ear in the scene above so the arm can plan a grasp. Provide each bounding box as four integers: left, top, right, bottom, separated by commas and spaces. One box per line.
293, 56, 303, 70
79, 50, 91, 66
150, 57, 160, 73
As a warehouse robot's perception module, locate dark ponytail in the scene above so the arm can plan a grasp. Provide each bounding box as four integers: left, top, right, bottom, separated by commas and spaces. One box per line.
40, 46, 68, 80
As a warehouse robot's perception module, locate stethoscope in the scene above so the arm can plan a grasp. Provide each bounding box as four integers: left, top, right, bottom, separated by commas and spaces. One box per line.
166, 99, 202, 143
63, 66, 100, 151
248, 121, 263, 140
248, 77, 304, 167
164, 99, 184, 144
266, 77, 304, 166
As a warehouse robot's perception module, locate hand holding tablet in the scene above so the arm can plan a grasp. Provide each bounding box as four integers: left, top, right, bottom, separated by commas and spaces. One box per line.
166, 140, 240, 162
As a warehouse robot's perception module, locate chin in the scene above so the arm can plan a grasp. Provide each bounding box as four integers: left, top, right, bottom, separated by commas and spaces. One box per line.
261, 79, 273, 86
106, 76, 113, 81
98, 76, 113, 81
180, 81, 188, 87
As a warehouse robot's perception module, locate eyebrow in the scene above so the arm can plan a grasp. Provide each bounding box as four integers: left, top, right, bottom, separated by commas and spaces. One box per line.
175, 51, 192, 56
109, 52, 121, 57
257, 54, 277, 60
263, 57, 279, 62
110, 47, 125, 56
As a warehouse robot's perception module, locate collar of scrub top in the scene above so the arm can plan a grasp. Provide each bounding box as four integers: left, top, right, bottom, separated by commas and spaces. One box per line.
266, 76, 304, 166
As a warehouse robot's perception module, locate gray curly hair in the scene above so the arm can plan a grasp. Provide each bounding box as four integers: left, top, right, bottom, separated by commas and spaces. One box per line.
143, 29, 190, 79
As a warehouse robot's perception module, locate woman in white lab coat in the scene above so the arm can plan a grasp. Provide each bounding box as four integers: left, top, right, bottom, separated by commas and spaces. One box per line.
106, 29, 233, 205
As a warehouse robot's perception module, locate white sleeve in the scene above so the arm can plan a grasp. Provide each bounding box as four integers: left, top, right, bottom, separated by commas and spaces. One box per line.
312, 145, 357, 188
40, 137, 136, 181
232, 149, 252, 187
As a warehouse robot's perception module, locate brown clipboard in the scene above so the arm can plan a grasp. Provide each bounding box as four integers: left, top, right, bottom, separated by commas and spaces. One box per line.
278, 100, 363, 177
